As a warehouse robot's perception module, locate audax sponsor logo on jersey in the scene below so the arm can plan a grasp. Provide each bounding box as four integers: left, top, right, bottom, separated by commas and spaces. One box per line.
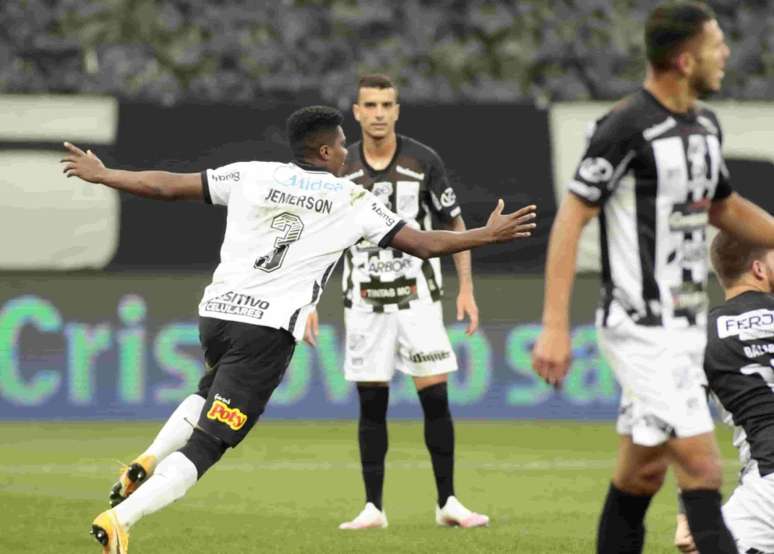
718, 309, 774, 340
207, 399, 248, 431
203, 292, 271, 320
263, 188, 333, 214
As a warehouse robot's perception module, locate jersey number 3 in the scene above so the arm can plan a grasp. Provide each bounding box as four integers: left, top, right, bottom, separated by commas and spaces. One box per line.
254, 212, 304, 272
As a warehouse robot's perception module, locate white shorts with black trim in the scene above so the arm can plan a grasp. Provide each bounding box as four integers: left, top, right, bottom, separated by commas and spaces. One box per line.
343, 301, 457, 382
597, 316, 713, 446
724, 463, 774, 554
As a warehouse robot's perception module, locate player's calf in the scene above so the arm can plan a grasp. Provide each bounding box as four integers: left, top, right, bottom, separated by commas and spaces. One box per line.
671, 433, 735, 553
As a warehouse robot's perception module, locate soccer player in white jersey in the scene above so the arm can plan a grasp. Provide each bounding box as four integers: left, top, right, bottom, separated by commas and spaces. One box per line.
61, 105, 537, 554
304, 74, 487, 530
675, 234, 774, 554
531, 2, 774, 553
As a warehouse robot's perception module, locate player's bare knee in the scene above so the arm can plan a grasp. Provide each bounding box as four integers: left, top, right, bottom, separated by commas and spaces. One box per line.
680, 454, 723, 489
616, 460, 667, 495
633, 467, 667, 495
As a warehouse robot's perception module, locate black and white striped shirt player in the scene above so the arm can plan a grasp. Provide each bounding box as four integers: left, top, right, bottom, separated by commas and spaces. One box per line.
705, 291, 774, 554
570, 88, 733, 329
341, 134, 461, 313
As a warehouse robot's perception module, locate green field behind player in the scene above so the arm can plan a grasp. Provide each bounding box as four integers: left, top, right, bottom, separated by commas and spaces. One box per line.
0, 421, 737, 553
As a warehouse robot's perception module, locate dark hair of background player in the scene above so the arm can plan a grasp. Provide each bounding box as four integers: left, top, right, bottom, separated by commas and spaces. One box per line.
286, 105, 344, 161
710, 232, 768, 288
357, 74, 399, 102
645, 1, 717, 71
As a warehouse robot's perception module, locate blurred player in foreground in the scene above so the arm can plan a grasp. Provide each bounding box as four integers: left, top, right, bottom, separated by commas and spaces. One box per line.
531, 2, 774, 553
61, 105, 537, 554
305, 74, 488, 530
674, 233, 774, 553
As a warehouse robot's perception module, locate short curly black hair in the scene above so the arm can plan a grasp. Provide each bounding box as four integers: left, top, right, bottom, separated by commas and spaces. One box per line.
286, 105, 343, 161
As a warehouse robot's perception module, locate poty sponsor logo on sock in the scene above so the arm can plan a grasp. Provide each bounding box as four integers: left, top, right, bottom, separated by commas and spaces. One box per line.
207, 400, 248, 431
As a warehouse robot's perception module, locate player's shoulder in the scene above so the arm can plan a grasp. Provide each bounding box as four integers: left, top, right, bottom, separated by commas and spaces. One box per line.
342, 141, 364, 180
708, 292, 774, 337
399, 135, 444, 166
588, 90, 655, 143
218, 160, 278, 177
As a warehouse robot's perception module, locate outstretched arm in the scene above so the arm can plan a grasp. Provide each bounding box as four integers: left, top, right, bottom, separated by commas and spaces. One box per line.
388, 200, 537, 260
60, 142, 204, 202
710, 192, 774, 247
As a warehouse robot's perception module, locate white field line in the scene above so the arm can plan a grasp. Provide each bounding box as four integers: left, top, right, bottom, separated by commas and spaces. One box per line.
0, 458, 742, 476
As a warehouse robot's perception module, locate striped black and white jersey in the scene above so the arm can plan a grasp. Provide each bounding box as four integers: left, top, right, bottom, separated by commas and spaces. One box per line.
705, 291, 774, 476
570, 88, 733, 329
341, 135, 461, 313
197, 161, 405, 340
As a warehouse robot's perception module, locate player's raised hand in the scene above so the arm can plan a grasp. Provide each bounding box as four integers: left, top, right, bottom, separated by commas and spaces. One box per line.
485, 200, 537, 243
531, 326, 572, 386
303, 309, 319, 347
60, 142, 107, 183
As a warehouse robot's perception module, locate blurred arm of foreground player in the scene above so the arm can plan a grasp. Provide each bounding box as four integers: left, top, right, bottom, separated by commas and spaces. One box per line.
710, 192, 774, 248
531, 193, 599, 386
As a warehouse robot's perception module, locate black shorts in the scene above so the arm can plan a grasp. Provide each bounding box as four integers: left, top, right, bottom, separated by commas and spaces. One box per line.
195, 316, 295, 447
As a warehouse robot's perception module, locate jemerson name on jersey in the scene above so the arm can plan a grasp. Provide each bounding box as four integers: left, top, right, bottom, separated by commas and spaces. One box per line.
263, 188, 333, 214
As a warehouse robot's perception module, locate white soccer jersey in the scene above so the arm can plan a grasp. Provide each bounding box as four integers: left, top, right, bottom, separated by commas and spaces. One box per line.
197, 161, 405, 340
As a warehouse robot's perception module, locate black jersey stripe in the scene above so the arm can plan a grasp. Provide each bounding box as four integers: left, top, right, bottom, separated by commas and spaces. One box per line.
635, 182, 662, 325
343, 249, 354, 308
201, 170, 212, 205
287, 307, 301, 336
598, 209, 614, 326
320, 258, 338, 289
420, 259, 442, 302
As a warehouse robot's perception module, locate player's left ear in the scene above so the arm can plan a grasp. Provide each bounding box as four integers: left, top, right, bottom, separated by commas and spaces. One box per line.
674, 50, 695, 77
319, 143, 330, 160
395, 103, 400, 122
752, 259, 767, 282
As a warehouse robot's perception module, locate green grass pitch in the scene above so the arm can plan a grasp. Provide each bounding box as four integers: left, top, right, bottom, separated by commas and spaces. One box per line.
0, 420, 737, 553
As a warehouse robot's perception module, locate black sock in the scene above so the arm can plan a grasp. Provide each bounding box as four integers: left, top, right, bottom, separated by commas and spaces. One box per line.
418, 382, 455, 508
357, 385, 388, 510
596, 483, 652, 554
681, 489, 737, 554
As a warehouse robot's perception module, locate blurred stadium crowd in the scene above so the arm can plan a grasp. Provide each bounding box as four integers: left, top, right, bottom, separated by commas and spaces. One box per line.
2, 0, 772, 106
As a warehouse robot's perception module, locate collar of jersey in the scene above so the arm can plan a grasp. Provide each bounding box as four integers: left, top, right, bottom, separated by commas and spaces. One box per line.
290, 160, 331, 174
359, 134, 403, 176
640, 87, 698, 122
